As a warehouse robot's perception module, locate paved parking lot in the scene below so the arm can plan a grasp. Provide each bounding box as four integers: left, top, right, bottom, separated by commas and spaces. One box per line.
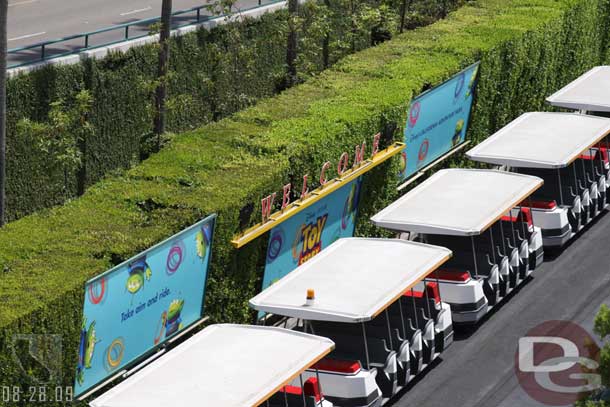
391, 210, 610, 407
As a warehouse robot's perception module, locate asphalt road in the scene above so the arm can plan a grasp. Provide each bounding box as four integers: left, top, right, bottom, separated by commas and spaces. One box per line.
390, 210, 610, 407
7, 0, 270, 66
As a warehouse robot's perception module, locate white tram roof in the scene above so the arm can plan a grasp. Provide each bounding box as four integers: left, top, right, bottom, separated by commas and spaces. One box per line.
249, 238, 451, 323
371, 169, 542, 236
465, 112, 610, 168
90, 324, 333, 407
547, 66, 610, 112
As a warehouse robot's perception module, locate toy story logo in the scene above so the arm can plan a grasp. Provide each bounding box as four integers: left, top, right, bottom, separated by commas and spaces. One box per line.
262, 179, 361, 293
75, 215, 216, 397
400, 62, 480, 180
296, 215, 328, 265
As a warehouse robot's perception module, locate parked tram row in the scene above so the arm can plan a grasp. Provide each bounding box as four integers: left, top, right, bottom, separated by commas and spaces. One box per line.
89, 67, 610, 407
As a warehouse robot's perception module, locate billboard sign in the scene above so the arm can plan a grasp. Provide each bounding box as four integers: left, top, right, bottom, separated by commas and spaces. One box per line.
262, 178, 361, 292
399, 62, 480, 180
74, 214, 216, 397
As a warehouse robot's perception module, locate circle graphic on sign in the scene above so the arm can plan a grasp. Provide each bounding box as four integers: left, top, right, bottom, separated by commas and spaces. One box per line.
166, 241, 186, 275
267, 229, 284, 263
454, 73, 465, 98
418, 139, 430, 163
409, 102, 421, 128
514, 320, 600, 406
88, 277, 106, 305
105, 337, 125, 371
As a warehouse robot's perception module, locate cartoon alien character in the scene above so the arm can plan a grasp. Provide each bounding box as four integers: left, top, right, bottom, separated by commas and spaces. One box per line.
196, 224, 211, 259
342, 183, 359, 230
76, 318, 100, 385
347, 184, 356, 213
126, 257, 152, 295
165, 299, 185, 338
465, 66, 479, 98
399, 152, 407, 175
452, 119, 465, 147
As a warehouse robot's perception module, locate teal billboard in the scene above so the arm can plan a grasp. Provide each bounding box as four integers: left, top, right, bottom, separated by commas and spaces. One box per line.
399, 62, 480, 180
75, 214, 216, 397
262, 178, 361, 292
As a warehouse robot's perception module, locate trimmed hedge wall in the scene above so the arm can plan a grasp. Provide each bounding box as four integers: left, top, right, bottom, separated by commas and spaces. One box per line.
1, 0, 609, 405
6, 0, 461, 222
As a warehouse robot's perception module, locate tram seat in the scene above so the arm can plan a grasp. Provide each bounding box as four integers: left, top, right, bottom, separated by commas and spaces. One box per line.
403, 284, 442, 325
586, 149, 608, 210
520, 167, 585, 201
558, 165, 592, 224
382, 301, 424, 375
309, 322, 398, 397
357, 314, 412, 385
399, 309, 434, 360
519, 167, 588, 226
500, 218, 529, 279
269, 378, 322, 407
573, 155, 602, 217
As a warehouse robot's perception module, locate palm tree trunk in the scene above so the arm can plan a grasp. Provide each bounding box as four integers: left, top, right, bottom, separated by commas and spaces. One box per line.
0, 0, 7, 226
322, 0, 330, 69
400, 0, 412, 33
285, 0, 298, 87
154, 0, 172, 149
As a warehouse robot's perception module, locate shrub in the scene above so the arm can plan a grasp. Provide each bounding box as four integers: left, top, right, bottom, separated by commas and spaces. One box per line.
0, 0, 609, 405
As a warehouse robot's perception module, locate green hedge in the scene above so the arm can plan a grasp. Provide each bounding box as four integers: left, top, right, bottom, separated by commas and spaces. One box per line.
1, 0, 609, 405
5, 0, 460, 222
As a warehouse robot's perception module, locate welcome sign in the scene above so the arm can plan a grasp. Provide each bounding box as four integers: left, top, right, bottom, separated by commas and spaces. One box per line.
261, 178, 361, 293
399, 62, 480, 180
74, 214, 216, 397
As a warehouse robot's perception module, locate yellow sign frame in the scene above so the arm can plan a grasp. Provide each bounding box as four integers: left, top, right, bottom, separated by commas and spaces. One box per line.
231, 142, 405, 248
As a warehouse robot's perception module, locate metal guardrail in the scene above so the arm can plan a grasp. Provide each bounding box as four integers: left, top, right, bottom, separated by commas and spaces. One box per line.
8, 0, 281, 68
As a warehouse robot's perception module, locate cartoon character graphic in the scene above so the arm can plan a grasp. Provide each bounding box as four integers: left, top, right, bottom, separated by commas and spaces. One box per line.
126, 257, 152, 295
76, 318, 100, 385
165, 299, 185, 338
453, 119, 465, 147
291, 224, 305, 263
399, 152, 407, 177
196, 223, 212, 259
454, 73, 465, 100
341, 183, 359, 230
465, 66, 479, 99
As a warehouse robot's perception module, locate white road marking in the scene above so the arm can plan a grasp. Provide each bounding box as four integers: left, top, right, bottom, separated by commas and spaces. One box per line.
8, 0, 38, 7
120, 6, 152, 16
8, 31, 46, 42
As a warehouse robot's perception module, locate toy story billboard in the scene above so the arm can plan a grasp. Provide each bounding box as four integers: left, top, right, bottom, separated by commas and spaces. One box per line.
262, 178, 361, 294
74, 214, 216, 397
399, 62, 480, 180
